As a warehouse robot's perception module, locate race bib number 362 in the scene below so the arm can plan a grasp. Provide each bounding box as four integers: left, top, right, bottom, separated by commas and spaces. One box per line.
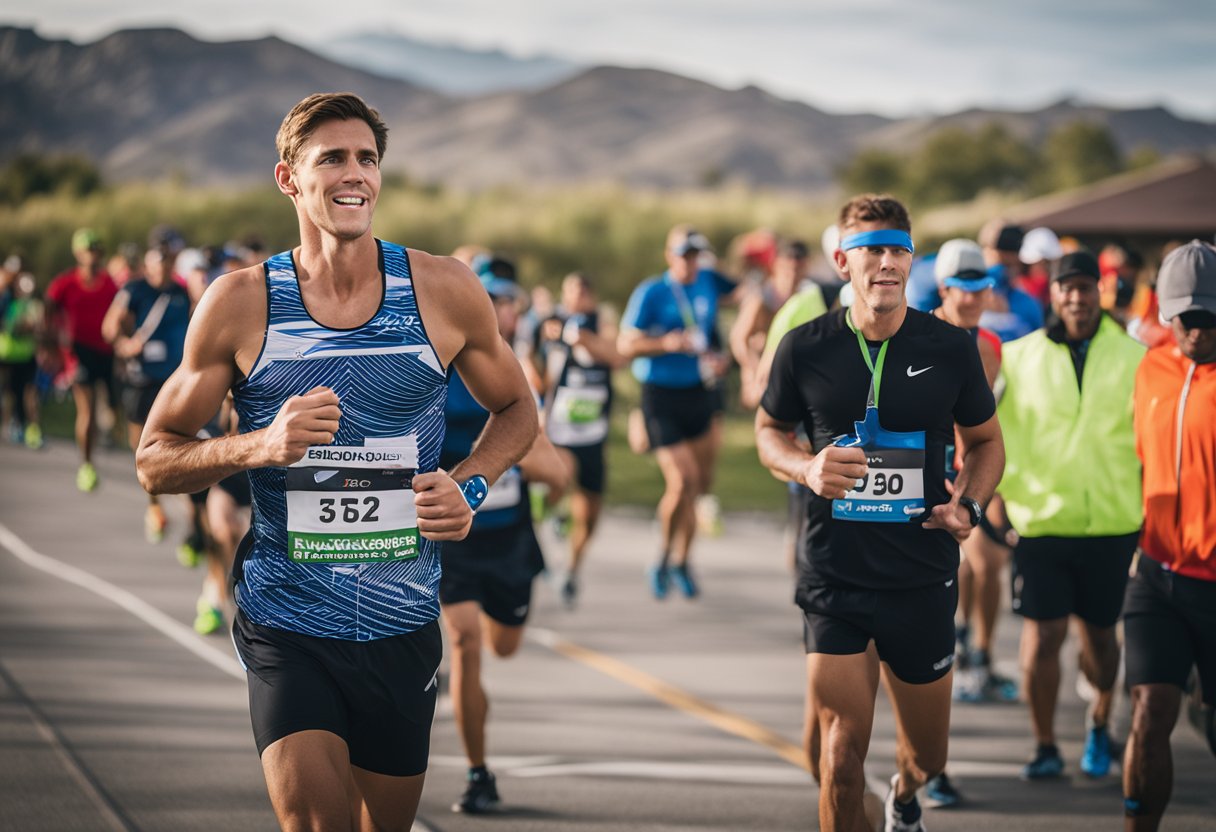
285, 467, 419, 563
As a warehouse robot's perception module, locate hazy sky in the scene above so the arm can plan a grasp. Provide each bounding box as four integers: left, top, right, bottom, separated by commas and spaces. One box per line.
12, 0, 1216, 120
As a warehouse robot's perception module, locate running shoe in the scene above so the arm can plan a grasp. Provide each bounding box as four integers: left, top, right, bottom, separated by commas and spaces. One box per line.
669, 563, 700, 599
144, 503, 168, 543
923, 772, 962, 808
1080, 725, 1112, 778
453, 767, 499, 814
8, 422, 23, 444
549, 512, 571, 540
884, 773, 926, 832
24, 423, 43, 450
176, 532, 205, 569
981, 669, 1019, 703
648, 564, 670, 600
76, 462, 99, 492
560, 574, 579, 610
193, 597, 224, 635
952, 667, 985, 703
1021, 744, 1064, 780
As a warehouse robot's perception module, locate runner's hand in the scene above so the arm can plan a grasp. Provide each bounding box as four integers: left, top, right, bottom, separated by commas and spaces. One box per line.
261, 386, 341, 467
660, 331, 695, 354
801, 446, 868, 500
923, 479, 973, 542
414, 470, 473, 541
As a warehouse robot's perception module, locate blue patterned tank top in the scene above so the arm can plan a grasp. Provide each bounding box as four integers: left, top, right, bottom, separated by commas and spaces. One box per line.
232, 240, 447, 640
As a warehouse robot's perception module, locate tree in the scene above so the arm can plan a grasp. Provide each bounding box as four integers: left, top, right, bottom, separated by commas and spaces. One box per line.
1039, 121, 1123, 191
0, 153, 104, 204
838, 148, 904, 196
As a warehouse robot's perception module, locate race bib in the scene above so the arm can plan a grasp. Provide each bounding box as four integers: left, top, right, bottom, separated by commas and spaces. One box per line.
285, 439, 420, 563
831, 408, 927, 523
548, 385, 609, 446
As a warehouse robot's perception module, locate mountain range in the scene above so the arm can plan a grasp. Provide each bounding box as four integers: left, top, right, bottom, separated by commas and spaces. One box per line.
2, 25, 1214, 191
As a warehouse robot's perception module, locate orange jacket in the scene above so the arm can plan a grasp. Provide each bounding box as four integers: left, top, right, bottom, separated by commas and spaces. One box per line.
1135, 344, 1216, 581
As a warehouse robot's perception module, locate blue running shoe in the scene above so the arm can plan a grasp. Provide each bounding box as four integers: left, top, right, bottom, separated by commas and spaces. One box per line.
1021, 744, 1064, 780
648, 565, 670, 600
669, 563, 699, 599
923, 771, 962, 808
1081, 725, 1112, 778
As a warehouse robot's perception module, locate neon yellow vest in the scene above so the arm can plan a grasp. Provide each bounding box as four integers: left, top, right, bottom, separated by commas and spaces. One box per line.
997, 316, 1145, 537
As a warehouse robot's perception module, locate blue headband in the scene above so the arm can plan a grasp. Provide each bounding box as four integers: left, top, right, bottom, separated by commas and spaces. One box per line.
941, 276, 997, 292
841, 230, 915, 254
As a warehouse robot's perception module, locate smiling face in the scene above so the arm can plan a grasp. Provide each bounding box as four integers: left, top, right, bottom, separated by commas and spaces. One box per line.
938, 284, 991, 329
1050, 275, 1102, 339
275, 118, 381, 242
834, 221, 913, 315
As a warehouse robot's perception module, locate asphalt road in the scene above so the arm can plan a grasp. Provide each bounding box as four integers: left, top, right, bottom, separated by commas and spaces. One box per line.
2, 439, 1213, 831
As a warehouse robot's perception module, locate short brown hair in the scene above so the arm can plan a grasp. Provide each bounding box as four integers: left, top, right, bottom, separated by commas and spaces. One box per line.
275, 92, 389, 168
838, 194, 911, 234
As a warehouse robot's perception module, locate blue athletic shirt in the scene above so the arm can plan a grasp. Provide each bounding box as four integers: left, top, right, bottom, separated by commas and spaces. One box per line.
120, 278, 191, 382
979, 265, 1043, 342
621, 268, 735, 388
440, 370, 529, 531
231, 240, 448, 641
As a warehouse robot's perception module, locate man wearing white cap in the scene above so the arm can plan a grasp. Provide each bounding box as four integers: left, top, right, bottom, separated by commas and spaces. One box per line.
1018, 227, 1063, 309
1123, 240, 1216, 831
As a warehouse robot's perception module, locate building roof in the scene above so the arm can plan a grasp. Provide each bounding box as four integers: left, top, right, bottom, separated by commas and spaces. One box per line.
1007, 156, 1216, 239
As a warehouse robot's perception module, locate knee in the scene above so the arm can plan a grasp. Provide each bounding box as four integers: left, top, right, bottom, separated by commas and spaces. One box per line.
820, 725, 867, 793
664, 472, 697, 503
449, 626, 482, 657
1023, 623, 1066, 665
1130, 687, 1179, 743
488, 631, 522, 658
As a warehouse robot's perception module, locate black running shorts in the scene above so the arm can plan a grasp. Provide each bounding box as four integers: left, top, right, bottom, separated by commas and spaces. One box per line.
640, 382, 714, 450
1123, 554, 1216, 706
440, 522, 543, 627
215, 471, 252, 507
1011, 533, 1137, 626
559, 440, 606, 495
121, 380, 164, 425
232, 611, 442, 777
72, 343, 115, 387
799, 578, 959, 684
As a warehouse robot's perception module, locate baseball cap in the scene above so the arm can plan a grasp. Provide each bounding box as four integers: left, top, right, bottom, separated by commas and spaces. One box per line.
979, 220, 1024, 253
1051, 250, 1101, 282
71, 228, 102, 253
1019, 227, 1063, 264
669, 228, 712, 257
481, 275, 523, 301
1156, 240, 1216, 320
934, 239, 994, 292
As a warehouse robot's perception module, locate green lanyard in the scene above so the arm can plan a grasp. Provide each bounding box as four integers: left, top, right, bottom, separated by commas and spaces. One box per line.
846, 309, 889, 409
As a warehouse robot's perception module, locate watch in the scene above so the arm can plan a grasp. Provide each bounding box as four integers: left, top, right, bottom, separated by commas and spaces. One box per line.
959, 496, 983, 528
459, 475, 490, 512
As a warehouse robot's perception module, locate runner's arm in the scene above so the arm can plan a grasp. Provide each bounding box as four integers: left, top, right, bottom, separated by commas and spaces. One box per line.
136, 269, 337, 495
923, 414, 1005, 540
755, 406, 866, 497
728, 291, 764, 371
618, 327, 694, 358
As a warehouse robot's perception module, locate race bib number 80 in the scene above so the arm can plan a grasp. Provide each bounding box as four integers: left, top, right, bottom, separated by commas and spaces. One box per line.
285, 467, 419, 563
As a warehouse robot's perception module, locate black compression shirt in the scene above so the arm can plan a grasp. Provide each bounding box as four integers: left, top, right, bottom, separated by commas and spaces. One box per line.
761, 307, 996, 592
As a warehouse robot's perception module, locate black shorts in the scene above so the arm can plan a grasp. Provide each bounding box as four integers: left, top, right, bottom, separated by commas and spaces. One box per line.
640, 382, 714, 449
1011, 533, 1137, 626
72, 343, 115, 387
559, 441, 606, 494
121, 380, 164, 425
440, 522, 543, 627
215, 471, 252, 507
799, 578, 959, 684
232, 610, 442, 777
1123, 554, 1216, 706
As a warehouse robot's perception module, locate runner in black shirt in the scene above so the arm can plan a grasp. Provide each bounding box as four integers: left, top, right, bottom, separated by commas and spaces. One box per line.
756, 194, 1005, 832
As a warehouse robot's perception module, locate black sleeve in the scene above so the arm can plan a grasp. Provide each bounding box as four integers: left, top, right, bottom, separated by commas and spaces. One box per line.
760, 329, 804, 423
952, 333, 997, 427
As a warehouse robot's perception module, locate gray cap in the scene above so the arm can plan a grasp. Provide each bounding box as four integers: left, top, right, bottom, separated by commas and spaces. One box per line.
1157, 240, 1216, 320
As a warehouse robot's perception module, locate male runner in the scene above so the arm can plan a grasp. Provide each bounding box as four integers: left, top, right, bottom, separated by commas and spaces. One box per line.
977, 220, 1043, 343
1123, 240, 1216, 830
620, 225, 733, 599
46, 228, 119, 491
102, 247, 192, 542
135, 92, 537, 831
441, 275, 570, 813
537, 271, 625, 607
757, 194, 1004, 832
997, 250, 1145, 780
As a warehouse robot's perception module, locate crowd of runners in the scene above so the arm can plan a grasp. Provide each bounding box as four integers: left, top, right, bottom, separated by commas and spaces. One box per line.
0, 92, 1213, 832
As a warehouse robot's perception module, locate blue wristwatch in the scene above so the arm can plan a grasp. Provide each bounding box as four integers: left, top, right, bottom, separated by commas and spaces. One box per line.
460, 475, 490, 512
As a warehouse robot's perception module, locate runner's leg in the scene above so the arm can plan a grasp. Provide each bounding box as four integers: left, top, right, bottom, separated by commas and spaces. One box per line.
807, 647, 880, 832
1076, 620, 1120, 728
353, 766, 427, 832
261, 729, 360, 831
654, 442, 698, 567
1123, 683, 1182, 832
443, 601, 488, 767
71, 381, 96, 463
882, 668, 953, 799
1020, 617, 1068, 745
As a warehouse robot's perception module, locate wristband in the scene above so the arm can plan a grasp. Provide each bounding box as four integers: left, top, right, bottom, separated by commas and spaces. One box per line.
460, 475, 490, 512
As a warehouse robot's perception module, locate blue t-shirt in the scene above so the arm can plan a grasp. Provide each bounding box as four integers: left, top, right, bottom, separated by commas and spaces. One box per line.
979, 265, 1043, 342
121, 278, 191, 382
621, 269, 734, 388
905, 254, 942, 313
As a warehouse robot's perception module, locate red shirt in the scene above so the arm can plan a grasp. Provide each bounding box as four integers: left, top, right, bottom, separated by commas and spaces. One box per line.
46, 267, 119, 354
1135, 344, 1216, 581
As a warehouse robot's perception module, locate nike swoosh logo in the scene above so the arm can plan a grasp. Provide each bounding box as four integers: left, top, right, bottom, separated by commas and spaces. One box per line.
906, 366, 933, 377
